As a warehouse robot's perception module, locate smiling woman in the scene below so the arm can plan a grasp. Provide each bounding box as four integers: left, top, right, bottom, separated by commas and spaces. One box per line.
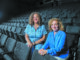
38, 18, 69, 60
24, 12, 47, 55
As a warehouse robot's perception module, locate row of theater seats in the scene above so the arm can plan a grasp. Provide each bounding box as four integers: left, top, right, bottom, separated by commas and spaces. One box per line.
0, 23, 79, 60
6, 4, 80, 25
0, 33, 59, 60
0, 33, 31, 60
0, 33, 79, 60
0, 24, 26, 43
0, 3, 80, 60
1, 22, 27, 28
77, 38, 80, 60
0, 23, 79, 59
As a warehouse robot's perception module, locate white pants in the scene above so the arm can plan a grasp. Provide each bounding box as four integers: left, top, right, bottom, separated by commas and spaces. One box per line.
54, 55, 69, 60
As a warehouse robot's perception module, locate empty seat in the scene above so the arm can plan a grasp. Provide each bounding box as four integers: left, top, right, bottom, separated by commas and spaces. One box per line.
13, 41, 30, 60
0, 34, 8, 48
0, 25, 2, 32
4, 26, 8, 35
0, 38, 16, 60
7, 26, 12, 37
10, 23, 14, 26
31, 50, 44, 60
5, 38, 16, 53
3, 54, 13, 60
16, 23, 20, 27
7, 23, 11, 26
9, 27, 16, 38
0, 33, 2, 37
20, 23, 25, 27
0, 25, 5, 34
0, 38, 16, 54
13, 27, 22, 41
18, 27, 26, 43
13, 23, 17, 26
0, 34, 8, 57
31, 50, 57, 60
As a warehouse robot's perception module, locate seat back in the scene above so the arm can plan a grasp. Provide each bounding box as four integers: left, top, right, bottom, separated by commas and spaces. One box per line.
31, 50, 57, 60
5, 38, 16, 52
16, 23, 20, 27
16, 27, 22, 34
66, 33, 78, 49
4, 26, 8, 31
0, 33, 2, 37
14, 41, 30, 60
77, 38, 80, 52
0, 34, 8, 46
8, 26, 12, 32
21, 23, 24, 27
31, 50, 44, 60
11, 27, 16, 32
21, 27, 25, 35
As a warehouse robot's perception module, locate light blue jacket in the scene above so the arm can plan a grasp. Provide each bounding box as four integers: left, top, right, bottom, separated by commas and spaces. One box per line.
24, 24, 47, 50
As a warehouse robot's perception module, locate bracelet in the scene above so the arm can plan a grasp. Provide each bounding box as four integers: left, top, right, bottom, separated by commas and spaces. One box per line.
34, 42, 36, 45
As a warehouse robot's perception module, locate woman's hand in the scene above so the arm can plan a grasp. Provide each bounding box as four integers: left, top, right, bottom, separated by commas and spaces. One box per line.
38, 49, 47, 55
38, 49, 44, 54
42, 50, 47, 55
32, 42, 36, 46
27, 42, 33, 48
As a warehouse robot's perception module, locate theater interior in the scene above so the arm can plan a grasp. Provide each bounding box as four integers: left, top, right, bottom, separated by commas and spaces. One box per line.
0, 0, 80, 60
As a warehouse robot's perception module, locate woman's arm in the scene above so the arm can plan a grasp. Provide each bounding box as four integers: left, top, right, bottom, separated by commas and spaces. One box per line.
25, 34, 33, 47
25, 34, 31, 43
33, 35, 45, 45
38, 33, 50, 55
47, 33, 66, 55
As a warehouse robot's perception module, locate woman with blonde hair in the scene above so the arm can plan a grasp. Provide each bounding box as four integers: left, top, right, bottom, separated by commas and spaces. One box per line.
24, 12, 47, 52
38, 18, 69, 60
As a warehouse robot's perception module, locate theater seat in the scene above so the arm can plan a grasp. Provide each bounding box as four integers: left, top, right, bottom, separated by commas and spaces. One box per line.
13, 27, 22, 41
18, 27, 26, 43
4, 26, 8, 35
10, 27, 16, 38
7, 26, 12, 37
13, 41, 30, 60
31, 50, 44, 60
0, 38, 16, 60
3, 54, 13, 60
4, 38, 16, 53
0, 38, 16, 55
0, 33, 2, 38
31, 50, 57, 60
0, 34, 8, 48
0, 25, 5, 34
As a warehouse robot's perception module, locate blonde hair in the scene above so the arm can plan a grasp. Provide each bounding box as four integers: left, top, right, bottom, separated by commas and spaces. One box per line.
48, 18, 64, 31
29, 12, 42, 26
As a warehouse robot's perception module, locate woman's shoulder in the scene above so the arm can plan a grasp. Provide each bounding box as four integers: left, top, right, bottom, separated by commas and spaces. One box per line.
59, 30, 66, 35
40, 24, 46, 29
48, 31, 53, 35
41, 24, 45, 27
26, 24, 31, 27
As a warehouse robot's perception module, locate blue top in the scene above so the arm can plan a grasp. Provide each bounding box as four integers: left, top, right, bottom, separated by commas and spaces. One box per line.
24, 24, 47, 43
42, 30, 69, 58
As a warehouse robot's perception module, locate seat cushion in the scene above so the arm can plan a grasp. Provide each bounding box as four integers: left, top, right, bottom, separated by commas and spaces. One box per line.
31, 50, 44, 60
14, 41, 30, 60
0, 48, 4, 53
5, 38, 16, 52
3, 54, 13, 60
